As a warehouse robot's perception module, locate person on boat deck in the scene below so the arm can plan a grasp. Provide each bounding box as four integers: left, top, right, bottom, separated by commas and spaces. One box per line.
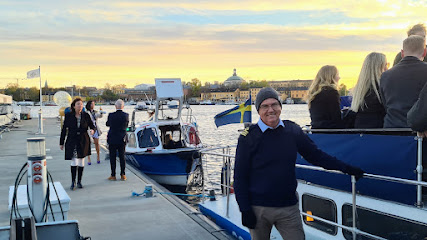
307, 65, 345, 129
234, 87, 365, 240
393, 23, 427, 66
85, 100, 103, 165
350, 52, 387, 128
380, 35, 427, 128
408, 81, 427, 137
106, 99, 129, 181
164, 133, 175, 149
60, 98, 96, 190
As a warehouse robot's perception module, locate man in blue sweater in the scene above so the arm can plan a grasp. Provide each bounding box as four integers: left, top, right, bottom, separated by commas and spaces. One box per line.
234, 87, 364, 240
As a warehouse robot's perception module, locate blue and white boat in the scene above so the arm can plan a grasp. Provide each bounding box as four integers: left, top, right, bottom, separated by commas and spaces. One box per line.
125, 78, 203, 187
199, 128, 427, 240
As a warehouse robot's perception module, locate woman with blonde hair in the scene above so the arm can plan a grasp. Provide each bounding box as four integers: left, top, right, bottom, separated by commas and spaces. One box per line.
350, 52, 387, 128
307, 65, 344, 129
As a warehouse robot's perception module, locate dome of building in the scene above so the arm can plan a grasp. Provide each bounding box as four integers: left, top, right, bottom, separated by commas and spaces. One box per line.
134, 83, 154, 90
224, 69, 245, 86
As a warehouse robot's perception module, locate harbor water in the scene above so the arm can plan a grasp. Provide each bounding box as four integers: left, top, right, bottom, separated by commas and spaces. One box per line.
14, 104, 311, 146
13, 104, 311, 191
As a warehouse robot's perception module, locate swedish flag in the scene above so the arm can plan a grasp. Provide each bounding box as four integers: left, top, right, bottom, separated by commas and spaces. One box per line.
214, 97, 252, 127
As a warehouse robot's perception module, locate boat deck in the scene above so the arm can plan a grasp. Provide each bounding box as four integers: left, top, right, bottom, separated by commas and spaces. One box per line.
0, 118, 230, 239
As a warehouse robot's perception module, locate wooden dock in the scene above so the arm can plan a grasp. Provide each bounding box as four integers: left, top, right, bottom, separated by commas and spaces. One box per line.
0, 118, 230, 239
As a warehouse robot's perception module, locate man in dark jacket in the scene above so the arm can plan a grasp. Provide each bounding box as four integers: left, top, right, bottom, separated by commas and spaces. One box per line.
380, 35, 427, 128
106, 99, 129, 181
393, 23, 427, 66
408, 82, 427, 137
233, 87, 364, 240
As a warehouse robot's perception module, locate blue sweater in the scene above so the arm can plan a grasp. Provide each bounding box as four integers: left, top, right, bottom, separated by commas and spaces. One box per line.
233, 120, 350, 212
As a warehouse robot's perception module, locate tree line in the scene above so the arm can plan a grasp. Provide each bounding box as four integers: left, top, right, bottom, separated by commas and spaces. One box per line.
2, 80, 350, 102
1, 83, 126, 102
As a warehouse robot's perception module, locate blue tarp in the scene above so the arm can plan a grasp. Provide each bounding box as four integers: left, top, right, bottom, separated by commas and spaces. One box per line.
296, 133, 418, 205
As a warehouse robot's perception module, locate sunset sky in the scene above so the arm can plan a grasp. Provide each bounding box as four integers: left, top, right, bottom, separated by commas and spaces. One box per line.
0, 1, 425, 89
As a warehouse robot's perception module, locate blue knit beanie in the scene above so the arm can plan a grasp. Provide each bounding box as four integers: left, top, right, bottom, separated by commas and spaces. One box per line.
255, 87, 281, 111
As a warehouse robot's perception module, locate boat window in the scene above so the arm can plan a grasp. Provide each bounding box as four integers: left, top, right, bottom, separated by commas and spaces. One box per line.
302, 194, 337, 235
157, 99, 180, 120
162, 130, 184, 149
342, 204, 427, 240
127, 132, 137, 148
137, 128, 159, 148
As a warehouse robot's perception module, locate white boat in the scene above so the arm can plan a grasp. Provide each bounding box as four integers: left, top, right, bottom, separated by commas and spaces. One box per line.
200, 100, 215, 105
285, 97, 295, 104
167, 100, 179, 109
224, 100, 238, 105
125, 78, 204, 187
135, 101, 148, 110
0, 94, 14, 129
127, 100, 137, 105
16, 101, 35, 106
199, 128, 427, 240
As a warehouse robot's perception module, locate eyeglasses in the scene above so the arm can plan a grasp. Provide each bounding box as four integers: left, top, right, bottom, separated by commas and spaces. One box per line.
259, 102, 281, 111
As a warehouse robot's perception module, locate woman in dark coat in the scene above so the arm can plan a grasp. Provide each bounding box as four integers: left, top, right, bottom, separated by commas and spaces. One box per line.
60, 98, 95, 190
307, 65, 344, 129
350, 52, 387, 128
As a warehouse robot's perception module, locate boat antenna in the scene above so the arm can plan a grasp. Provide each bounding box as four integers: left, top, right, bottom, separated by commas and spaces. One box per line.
143, 92, 152, 106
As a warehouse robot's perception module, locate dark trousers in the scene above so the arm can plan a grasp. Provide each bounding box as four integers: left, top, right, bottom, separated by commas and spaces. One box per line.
109, 143, 126, 176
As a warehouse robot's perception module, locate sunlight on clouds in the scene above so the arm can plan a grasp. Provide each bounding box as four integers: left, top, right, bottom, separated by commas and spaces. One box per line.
0, 0, 425, 89
111, 0, 426, 20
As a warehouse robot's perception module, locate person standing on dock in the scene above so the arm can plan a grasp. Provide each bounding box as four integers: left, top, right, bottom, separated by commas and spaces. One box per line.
234, 87, 364, 240
60, 98, 96, 190
85, 100, 103, 165
106, 99, 129, 181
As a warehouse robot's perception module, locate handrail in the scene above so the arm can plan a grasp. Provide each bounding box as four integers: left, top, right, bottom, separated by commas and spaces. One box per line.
304, 128, 413, 133
200, 145, 237, 153
300, 211, 387, 240
296, 164, 427, 188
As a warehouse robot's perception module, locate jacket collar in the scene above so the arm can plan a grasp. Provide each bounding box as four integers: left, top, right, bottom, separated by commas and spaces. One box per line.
401, 56, 423, 63
257, 119, 284, 133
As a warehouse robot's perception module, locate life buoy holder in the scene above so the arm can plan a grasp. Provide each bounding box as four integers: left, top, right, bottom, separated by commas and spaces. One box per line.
188, 127, 200, 145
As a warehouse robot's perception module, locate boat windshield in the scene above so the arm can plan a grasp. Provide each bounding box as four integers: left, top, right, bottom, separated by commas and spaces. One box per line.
137, 127, 160, 148
157, 99, 180, 120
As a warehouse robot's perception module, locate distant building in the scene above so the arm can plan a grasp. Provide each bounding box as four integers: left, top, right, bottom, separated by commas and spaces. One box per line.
89, 89, 104, 97
42, 93, 54, 102
269, 80, 312, 89
290, 88, 308, 100
224, 69, 245, 86
201, 89, 239, 102
239, 88, 262, 102
124, 88, 155, 101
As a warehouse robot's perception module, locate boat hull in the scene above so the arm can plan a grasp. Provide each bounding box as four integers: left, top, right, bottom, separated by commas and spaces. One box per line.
125, 149, 200, 186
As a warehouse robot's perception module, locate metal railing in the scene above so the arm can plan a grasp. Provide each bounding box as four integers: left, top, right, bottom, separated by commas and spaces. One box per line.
200, 136, 424, 240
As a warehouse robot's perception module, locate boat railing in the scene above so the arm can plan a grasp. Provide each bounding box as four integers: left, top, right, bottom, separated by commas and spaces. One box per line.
200, 137, 424, 240
181, 105, 198, 127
